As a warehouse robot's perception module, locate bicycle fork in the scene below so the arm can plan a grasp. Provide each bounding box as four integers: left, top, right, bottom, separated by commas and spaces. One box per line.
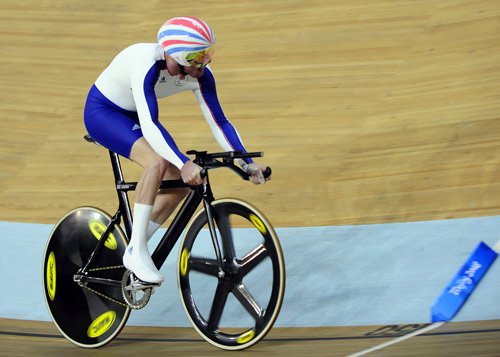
202, 183, 225, 279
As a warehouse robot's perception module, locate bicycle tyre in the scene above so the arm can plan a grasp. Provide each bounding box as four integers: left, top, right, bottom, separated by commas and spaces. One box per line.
42, 206, 131, 348
178, 198, 285, 350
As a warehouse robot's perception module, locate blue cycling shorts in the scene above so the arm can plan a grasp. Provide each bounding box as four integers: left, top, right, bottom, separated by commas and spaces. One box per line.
84, 85, 143, 158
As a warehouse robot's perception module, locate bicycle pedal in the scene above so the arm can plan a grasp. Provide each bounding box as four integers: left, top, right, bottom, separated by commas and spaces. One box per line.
137, 279, 161, 288
125, 276, 160, 290
126, 281, 160, 291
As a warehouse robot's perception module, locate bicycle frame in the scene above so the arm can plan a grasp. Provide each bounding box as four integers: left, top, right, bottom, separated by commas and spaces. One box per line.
77, 134, 266, 285
78, 149, 218, 282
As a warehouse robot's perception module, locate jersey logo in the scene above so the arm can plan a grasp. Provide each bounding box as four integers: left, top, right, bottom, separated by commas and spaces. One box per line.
132, 124, 141, 131
174, 76, 188, 87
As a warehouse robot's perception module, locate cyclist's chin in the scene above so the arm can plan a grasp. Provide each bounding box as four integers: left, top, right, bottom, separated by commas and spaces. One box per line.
186, 68, 205, 78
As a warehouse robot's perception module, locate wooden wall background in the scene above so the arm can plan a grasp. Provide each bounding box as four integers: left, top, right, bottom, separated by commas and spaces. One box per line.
1, 0, 499, 229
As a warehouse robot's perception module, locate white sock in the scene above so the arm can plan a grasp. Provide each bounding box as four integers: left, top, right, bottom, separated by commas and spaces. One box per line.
123, 203, 164, 283
147, 220, 162, 241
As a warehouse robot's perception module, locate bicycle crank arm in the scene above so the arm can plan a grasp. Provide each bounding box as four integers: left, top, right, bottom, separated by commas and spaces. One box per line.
73, 274, 123, 288
124, 280, 160, 291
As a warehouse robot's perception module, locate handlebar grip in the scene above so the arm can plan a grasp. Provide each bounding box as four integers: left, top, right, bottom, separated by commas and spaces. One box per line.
263, 167, 272, 178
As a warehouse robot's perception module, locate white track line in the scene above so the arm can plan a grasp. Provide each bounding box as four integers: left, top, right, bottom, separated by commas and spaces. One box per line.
347, 322, 445, 357
493, 239, 500, 253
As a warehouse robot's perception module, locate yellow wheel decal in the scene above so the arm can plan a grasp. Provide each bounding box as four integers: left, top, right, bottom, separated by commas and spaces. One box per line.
87, 311, 116, 338
89, 219, 118, 250
180, 248, 189, 277
237, 330, 255, 344
46, 251, 56, 301
249, 213, 267, 235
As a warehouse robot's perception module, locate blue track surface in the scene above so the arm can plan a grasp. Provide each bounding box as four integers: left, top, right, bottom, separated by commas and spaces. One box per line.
1, 217, 499, 327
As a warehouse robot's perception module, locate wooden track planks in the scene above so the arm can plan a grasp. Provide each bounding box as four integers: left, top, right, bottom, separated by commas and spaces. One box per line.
0, 1, 499, 227
1, 318, 499, 356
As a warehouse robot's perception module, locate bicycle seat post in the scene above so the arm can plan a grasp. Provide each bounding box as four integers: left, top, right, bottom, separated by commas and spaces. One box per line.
108, 150, 133, 237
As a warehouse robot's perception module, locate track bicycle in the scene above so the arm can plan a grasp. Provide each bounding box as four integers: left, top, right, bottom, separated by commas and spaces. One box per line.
42, 135, 285, 350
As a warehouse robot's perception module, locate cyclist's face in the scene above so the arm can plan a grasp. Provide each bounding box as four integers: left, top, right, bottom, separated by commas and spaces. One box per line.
183, 65, 205, 78
165, 53, 210, 78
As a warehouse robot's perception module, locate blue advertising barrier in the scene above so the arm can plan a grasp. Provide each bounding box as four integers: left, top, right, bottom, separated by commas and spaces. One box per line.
431, 241, 498, 322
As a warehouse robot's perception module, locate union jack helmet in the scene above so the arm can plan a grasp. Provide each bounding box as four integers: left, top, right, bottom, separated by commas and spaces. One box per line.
158, 17, 216, 68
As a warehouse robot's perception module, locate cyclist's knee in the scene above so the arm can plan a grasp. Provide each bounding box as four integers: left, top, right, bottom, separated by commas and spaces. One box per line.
130, 137, 167, 170
144, 157, 169, 178
163, 163, 181, 179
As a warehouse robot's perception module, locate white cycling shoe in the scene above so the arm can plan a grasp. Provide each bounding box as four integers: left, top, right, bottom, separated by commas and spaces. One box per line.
123, 245, 164, 284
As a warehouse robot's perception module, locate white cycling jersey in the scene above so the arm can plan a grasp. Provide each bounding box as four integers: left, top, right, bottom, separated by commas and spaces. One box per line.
92, 43, 249, 169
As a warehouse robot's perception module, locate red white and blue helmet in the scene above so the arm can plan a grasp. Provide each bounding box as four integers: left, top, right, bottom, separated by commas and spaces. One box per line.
158, 17, 216, 68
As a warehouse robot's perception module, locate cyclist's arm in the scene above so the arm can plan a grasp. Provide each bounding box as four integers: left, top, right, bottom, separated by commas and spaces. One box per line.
194, 67, 254, 168
131, 62, 190, 170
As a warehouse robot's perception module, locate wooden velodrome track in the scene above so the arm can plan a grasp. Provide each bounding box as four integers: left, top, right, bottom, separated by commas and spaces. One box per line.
1, 0, 500, 355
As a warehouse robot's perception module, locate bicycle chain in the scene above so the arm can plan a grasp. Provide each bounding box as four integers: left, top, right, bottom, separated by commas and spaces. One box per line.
88, 265, 125, 272
79, 265, 129, 308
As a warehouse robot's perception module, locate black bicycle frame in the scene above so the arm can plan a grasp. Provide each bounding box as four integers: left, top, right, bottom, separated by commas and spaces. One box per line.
79, 149, 217, 279
112, 150, 220, 270
78, 136, 263, 284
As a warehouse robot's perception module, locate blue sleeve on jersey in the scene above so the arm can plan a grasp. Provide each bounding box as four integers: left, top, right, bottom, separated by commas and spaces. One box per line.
197, 69, 249, 155
143, 64, 160, 121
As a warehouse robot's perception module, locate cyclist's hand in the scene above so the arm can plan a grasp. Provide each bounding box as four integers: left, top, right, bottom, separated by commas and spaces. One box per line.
181, 161, 205, 185
245, 163, 270, 185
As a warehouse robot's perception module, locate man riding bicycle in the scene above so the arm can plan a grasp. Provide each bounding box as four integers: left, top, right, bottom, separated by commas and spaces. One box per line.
84, 16, 270, 284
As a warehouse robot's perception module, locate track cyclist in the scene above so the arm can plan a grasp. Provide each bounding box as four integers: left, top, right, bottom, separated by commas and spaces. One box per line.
84, 16, 271, 285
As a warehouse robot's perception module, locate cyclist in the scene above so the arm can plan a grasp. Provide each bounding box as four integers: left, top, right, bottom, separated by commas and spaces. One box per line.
84, 16, 270, 284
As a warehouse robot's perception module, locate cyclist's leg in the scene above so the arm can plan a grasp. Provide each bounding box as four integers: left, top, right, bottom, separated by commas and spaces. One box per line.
150, 167, 190, 231
85, 93, 165, 284
124, 137, 169, 283
130, 138, 189, 239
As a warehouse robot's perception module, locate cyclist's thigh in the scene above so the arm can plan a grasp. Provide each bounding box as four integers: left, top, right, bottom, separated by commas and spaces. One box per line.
128, 137, 166, 168
84, 99, 143, 158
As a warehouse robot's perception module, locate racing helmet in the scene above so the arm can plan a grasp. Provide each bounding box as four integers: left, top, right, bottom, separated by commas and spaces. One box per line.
158, 17, 216, 68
